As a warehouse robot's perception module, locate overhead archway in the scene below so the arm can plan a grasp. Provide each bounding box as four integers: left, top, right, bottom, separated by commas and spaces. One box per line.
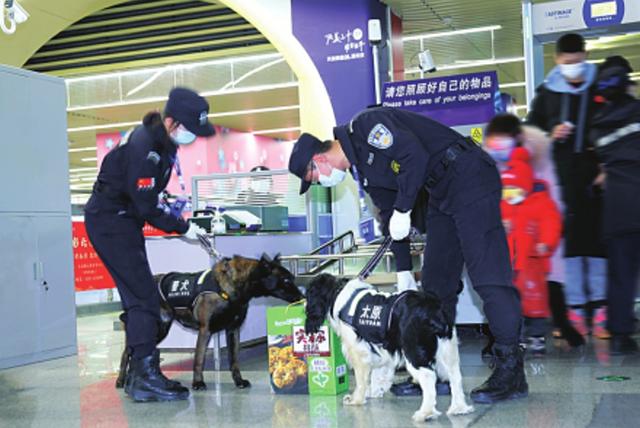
0, 0, 334, 138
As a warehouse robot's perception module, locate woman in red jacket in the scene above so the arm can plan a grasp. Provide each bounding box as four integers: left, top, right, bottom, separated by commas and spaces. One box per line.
501, 148, 562, 355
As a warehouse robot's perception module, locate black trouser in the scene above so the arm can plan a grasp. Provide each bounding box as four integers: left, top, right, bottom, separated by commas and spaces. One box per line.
607, 232, 640, 336
422, 190, 522, 346
85, 212, 159, 358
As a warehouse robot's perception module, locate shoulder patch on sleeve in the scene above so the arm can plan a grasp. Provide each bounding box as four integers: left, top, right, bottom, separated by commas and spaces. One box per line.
367, 124, 394, 149
147, 151, 161, 165
137, 177, 155, 191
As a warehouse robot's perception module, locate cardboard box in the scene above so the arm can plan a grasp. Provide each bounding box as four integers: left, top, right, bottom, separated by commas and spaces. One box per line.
267, 304, 349, 395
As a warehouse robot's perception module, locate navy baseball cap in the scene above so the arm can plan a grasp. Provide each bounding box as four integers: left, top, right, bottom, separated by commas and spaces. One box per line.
164, 87, 215, 137
289, 133, 323, 194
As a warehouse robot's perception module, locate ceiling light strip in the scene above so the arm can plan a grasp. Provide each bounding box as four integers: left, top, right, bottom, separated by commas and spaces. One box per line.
220, 58, 286, 91
67, 104, 300, 133
125, 68, 167, 97
251, 126, 301, 135
68, 147, 98, 153
403, 25, 502, 42
499, 82, 526, 88
404, 56, 525, 74
65, 52, 283, 83
68, 121, 139, 133
67, 81, 298, 112
210, 104, 299, 118
70, 167, 98, 172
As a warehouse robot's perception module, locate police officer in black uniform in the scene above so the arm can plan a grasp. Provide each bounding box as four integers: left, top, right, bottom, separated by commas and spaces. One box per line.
85, 87, 213, 402
591, 60, 640, 355
289, 106, 527, 404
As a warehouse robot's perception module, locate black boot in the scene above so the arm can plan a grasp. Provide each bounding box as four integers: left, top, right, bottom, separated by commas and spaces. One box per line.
470, 344, 528, 404
610, 335, 638, 355
127, 350, 189, 402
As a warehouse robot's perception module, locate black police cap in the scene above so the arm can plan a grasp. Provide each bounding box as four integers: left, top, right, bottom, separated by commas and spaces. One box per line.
164, 87, 215, 137
289, 133, 323, 194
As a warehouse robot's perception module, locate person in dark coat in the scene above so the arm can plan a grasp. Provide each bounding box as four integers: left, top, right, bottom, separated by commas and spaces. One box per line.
591, 61, 640, 355
289, 106, 528, 404
526, 33, 607, 339
85, 87, 213, 401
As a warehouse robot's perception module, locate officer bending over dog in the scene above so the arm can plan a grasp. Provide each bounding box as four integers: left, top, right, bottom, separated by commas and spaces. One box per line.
85, 87, 211, 402
289, 106, 527, 404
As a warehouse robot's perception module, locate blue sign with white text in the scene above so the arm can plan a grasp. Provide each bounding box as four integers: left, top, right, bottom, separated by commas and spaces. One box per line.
583, 0, 625, 27
381, 71, 499, 127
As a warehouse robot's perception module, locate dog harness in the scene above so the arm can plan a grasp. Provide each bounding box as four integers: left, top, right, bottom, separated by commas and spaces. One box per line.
158, 269, 228, 309
338, 288, 410, 346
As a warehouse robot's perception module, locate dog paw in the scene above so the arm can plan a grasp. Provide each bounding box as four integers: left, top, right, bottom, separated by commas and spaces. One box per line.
342, 394, 365, 406
235, 379, 251, 389
447, 403, 474, 416
412, 409, 441, 422
192, 381, 207, 390
115, 378, 125, 389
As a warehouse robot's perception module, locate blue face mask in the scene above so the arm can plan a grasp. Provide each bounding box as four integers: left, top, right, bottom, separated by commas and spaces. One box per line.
171, 124, 197, 145
485, 137, 516, 163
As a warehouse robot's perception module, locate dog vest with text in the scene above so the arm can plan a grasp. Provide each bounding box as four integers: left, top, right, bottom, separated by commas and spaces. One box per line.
158, 270, 225, 309
339, 289, 407, 345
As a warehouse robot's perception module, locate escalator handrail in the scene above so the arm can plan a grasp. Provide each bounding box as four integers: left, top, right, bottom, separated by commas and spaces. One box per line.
307, 231, 356, 275
308, 230, 355, 255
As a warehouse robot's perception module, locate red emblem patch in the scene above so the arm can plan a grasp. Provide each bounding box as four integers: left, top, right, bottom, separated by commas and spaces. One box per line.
137, 177, 155, 190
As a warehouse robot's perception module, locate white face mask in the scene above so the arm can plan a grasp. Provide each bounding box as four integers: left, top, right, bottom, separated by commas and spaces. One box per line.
559, 62, 585, 80
171, 124, 197, 145
318, 167, 346, 187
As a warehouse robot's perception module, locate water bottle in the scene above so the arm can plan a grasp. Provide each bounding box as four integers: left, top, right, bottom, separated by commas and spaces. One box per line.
212, 207, 226, 235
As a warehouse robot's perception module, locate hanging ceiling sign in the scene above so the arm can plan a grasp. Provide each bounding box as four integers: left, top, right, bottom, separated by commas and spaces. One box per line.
533, 0, 640, 37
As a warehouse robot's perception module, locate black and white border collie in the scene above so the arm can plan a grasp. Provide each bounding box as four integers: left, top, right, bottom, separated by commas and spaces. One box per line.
305, 273, 474, 422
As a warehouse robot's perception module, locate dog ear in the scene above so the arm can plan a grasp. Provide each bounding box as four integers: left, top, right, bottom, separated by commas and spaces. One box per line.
260, 253, 273, 264
304, 274, 337, 335
273, 253, 282, 264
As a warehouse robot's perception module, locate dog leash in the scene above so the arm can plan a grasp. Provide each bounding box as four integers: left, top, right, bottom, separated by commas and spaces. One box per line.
196, 233, 224, 262
357, 236, 393, 281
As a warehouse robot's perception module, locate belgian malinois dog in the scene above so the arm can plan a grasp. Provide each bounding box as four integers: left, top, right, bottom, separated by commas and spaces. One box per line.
116, 254, 303, 390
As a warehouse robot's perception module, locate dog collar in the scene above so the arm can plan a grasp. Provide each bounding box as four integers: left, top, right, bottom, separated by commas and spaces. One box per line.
199, 269, 230, 301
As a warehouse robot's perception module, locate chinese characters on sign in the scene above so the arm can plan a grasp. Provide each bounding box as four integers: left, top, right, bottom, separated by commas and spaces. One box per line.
382, 71, 499, 127
324, 27, 366, 63
72, 221, 172, 291
293, 325, 331, 357
72, 221, 115, 291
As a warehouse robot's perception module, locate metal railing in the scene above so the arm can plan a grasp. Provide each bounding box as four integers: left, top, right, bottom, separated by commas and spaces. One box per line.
302, 231, 357, 275
309, 230, 355, 255
280, 240, 425, 279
